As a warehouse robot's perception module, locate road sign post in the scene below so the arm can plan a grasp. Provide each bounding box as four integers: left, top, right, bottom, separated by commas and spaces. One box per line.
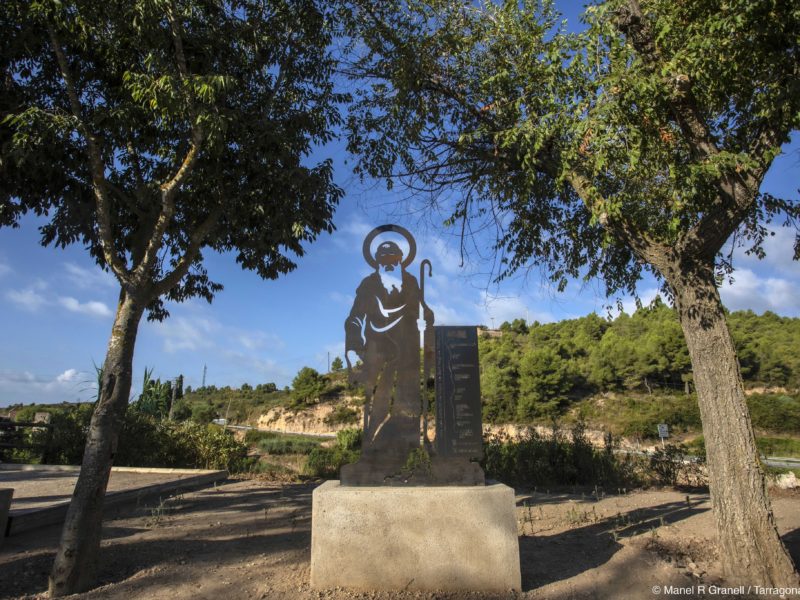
657, 423, 669, 448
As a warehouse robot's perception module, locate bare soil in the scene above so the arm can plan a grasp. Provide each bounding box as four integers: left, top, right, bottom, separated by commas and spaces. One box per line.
1, 479, 798, 600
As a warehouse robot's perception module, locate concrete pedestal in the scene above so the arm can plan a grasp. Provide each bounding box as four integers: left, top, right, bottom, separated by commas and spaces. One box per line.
310, 480, 521, 592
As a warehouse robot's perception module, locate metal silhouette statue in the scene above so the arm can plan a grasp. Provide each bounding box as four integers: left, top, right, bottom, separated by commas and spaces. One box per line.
341, 224, 484, 486
343, 225, 433, 470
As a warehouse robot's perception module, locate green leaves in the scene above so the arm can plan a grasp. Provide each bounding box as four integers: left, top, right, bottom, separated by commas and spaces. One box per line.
345, 0, 799, 297
1, 0, 345, 313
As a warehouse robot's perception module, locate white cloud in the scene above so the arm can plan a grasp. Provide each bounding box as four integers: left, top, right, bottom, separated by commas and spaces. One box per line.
5, 286, 48, 312
338, 217, 374, 240
218, 349, 294, 384
0, 368, 92, 405
56, 368, 79, 383
419, 236, 465, 276
63, 262, 116, 290
428, 300, 469, 326
154, 316, 219, 353
619, 287, 661, 316
478, 290, 555, 327
324, 341, 346, 359
720, 268, 800, 315
234, 330, 283, 352
732, 227, 800, 277
151, 307, 286, 361
333, 217, 374, 252
58, 296, 113, 318
0, 370, 39, 384
5, 279, 113, 319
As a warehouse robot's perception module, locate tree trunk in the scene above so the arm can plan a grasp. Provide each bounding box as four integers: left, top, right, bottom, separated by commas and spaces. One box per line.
48, 290, 145, 596
668, 261, 799, 587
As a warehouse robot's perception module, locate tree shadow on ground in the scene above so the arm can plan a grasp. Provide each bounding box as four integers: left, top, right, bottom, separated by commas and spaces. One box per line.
0, 481, 316, 599
516, 489, 706, 507
782, 526, 800, 565
519, 499, 709, 591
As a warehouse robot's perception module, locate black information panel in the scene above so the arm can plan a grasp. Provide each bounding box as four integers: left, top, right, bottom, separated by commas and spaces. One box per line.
435, 326, 483, 458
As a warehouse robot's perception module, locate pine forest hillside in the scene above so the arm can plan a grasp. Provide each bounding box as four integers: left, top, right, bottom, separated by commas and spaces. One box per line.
479, 300, 800, 423
172, 302, 800, 440
7, 304, 798, 443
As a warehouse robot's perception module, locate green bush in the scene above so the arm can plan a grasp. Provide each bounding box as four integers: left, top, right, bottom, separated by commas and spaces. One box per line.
648, 443, 706, 488
649, 444, 684, 486
10, 403, 94, 464
685, 435, 800, 459
756, 436, 800, 458
303, 446, 359, 478
747, 394, 800, 433
324, 404, 360, 426
243, 430, 323, 455
191, 403, 217, 424
303, 430, 362, 478
291, 367, 326, 406
258, 436, 320, 455
170, 399, 192, 421
336, 428, 362, 451
19, 407, 248, 472
482, 422, 641, 489
115, 414, 248, 471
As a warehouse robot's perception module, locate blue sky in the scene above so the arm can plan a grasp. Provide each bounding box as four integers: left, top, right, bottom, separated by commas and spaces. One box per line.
1, 4, 799, 406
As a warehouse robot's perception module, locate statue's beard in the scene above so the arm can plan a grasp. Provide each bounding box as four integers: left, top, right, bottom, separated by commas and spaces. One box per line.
379, 265, 403, 294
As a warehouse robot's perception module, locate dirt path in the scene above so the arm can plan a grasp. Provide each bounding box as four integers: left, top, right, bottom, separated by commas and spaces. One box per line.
1, 479, 798, 599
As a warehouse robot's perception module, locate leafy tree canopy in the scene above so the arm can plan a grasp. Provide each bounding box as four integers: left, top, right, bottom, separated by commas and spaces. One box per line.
291, 366, 326, 405
344, 0, 800, 296
1, 0, 346, 317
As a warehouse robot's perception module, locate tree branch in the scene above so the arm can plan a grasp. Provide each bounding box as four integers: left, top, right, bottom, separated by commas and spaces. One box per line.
564, 168, 666, 268
152, 206, 222, 297
125, 140, 149, 205
615, 0, 719, 161
679, 177, 762, 259
614, 0, 788, 261
46, 22, 132, 287
133, 2, 205, 282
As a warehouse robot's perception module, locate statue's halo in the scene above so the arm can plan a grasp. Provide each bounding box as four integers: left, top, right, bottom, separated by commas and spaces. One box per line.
362, 224, 417, 269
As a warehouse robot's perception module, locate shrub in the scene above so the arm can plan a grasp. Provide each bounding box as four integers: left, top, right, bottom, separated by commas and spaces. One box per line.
39, 410, 251, 472
482, 422, 642, 489
191, 403, 217, 424
747, 394, 800, 433
170, 400, 192, 421
258, 435, 320, 455
686, 435, 800, 460
243, 430, 322, 455
303, 446, 359, 478
336, 428, 362, 451
32, 404, 94, 464
303, 430, 362, 478
648, 443, 706, 488
324, 404, 360, 426
291, 367, 326, 406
